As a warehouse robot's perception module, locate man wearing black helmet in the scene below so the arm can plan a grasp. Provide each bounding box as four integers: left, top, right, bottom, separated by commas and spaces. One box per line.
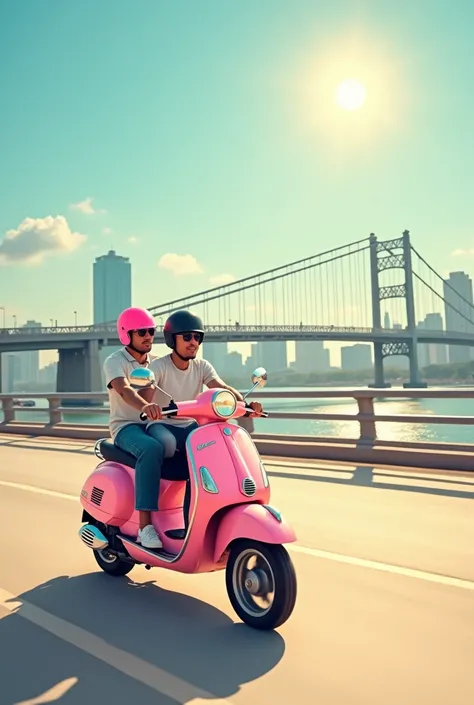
148, 309, 262, 417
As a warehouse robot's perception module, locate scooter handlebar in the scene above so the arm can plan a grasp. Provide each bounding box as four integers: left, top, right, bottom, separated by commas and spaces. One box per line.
139, 403, 268, 422
139, 406, 177, 422
244, 403, 268, 418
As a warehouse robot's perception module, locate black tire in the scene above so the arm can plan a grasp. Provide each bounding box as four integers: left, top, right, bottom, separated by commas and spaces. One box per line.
225, 539, 297, 630
93, 549, 135, 576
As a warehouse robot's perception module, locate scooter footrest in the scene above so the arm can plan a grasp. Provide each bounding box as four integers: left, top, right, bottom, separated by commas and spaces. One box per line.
155, 550, 178, 560
165, 528, 186, 540
117, 534, 178, 561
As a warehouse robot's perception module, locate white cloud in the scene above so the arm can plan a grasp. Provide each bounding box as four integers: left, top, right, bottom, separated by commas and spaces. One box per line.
451, 248, 474, 257
210, 273, 236, 286
70, 197, 106, 215
128, 236, 138, 244
0, 215, 86, 265
158, 253, 203, 276
103, 227, 112, 235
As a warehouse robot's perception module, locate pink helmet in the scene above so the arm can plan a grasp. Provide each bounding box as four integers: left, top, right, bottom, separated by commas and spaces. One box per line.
117, 307, 156, 346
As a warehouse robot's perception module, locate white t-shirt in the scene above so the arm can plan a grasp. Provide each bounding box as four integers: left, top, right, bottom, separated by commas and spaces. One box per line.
103, 348, 157, 439
148, 354, 219, 427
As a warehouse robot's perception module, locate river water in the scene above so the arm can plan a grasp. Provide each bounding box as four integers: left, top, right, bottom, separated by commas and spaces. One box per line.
5, 387, 474, 444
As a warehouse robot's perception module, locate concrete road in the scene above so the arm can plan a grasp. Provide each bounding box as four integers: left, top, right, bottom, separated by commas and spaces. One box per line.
0, 433, 473, 705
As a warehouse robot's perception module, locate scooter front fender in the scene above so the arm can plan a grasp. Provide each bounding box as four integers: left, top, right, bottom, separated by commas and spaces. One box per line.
213, 503, 297, 563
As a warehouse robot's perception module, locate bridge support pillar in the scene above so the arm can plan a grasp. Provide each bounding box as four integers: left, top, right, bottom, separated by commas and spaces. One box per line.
57, 341, 103, 405
370, 342, 390, 388
369, 230, 426, 388
404, 339, 427, 388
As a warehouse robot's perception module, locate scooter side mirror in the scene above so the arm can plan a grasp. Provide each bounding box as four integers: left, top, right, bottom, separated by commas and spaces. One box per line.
129, 366, 174, 400
242, 366, 268, 399
129, 367, 156, 389
251, 367, 268, 388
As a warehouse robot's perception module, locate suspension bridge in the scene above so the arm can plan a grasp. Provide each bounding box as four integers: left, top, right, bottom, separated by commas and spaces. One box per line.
1, 230, 474, 390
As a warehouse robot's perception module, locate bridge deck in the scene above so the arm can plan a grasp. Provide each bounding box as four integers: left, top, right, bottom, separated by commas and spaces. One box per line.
0, 434, 472, 705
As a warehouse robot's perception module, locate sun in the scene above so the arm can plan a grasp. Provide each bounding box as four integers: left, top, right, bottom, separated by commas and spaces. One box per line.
335, 79, 367, 111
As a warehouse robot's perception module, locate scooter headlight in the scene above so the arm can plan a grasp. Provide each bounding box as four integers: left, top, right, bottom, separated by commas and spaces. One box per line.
211, 390, 237, 418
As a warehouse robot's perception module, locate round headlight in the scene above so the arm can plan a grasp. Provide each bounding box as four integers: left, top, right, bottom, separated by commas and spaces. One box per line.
211, 390, 237, 418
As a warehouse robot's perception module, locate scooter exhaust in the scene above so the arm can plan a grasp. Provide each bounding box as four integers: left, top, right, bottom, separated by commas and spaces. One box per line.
78, 524, 109, 550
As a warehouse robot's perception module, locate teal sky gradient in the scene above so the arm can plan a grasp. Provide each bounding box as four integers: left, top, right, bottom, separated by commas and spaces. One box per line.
1, 1, 473, 365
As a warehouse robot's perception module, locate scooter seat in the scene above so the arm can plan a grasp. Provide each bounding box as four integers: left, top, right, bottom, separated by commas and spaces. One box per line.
96, 439, 189, 482
98, 439, 137, 468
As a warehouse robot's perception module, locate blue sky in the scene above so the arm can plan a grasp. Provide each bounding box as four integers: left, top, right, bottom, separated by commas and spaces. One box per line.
0, 0, 473, 366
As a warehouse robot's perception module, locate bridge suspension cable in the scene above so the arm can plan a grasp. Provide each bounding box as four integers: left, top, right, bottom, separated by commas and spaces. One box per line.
413, 271, 474, 328
147, 237, 370, 318
410, 246, 474, 330
411, 245, 474, 314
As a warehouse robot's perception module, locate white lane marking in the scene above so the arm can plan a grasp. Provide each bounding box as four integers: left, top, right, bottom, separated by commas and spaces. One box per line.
13, 677, 78, 704
1, 478, 473, 592
0, 479, 78, 502
0, 587, 232, 705
289, 544, 474, 591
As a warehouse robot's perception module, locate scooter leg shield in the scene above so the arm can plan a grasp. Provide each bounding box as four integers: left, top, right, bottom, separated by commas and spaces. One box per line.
213, 503, 297, 564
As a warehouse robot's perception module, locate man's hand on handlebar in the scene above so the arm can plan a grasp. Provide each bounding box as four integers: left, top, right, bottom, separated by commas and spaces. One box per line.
247, 401, 264, 417
141, 402, 163, 421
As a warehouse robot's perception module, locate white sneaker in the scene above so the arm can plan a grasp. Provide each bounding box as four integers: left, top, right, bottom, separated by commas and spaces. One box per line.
137, 525, 162, 549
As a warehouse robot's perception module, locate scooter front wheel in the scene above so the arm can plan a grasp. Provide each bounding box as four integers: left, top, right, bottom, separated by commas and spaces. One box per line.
93, 549, 135, 576
225, 539, 297, 630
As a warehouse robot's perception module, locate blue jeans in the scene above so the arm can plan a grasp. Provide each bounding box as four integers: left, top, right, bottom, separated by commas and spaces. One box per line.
114, 422, 197, 511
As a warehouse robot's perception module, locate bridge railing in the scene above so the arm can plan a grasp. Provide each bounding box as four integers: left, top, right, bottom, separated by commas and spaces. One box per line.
1, 388, 474, 471
2, 387, 474, 441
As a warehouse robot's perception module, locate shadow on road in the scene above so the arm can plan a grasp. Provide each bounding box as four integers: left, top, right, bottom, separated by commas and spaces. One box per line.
1, 572, 285, 704
268, 465, 474, 500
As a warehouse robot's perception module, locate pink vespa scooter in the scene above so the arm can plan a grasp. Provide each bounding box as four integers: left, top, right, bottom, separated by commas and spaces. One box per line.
78, 366, 297, 630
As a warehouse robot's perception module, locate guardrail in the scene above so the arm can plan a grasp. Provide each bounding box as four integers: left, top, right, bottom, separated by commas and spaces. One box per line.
2, 388, 474, 471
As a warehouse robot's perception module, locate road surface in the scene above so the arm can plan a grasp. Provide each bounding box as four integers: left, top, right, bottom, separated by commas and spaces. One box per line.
0, 432, 473, 705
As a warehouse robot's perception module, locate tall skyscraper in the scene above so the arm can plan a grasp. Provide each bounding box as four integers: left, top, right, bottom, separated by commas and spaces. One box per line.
17, 320, 42, 385
443, 271, 473, 363
5, 354, 19, 393
417, 318, 430, 368
425, 312, 447, 365
203, 343, 228, 372
294, 341, 330, 373
251, 341, 288, 373
93, 250, 132, 381
340, 344, 372, 371
93, 250, 132, 324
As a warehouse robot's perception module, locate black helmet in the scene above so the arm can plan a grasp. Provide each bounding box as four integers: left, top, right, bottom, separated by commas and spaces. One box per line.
163, 310, 205, 349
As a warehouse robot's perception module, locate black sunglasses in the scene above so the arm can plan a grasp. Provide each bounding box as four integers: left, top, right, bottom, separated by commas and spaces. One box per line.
181, 332, 203, 343
135, 328, 156, 337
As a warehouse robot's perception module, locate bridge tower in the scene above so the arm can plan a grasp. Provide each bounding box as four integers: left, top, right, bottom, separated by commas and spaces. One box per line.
369, 230, 426, 388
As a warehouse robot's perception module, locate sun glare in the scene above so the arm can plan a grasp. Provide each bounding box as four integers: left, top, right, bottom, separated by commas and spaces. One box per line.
336, 79, 367, 111
290, 30, 406, 152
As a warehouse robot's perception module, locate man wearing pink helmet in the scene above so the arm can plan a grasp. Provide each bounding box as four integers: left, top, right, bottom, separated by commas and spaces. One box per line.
103, 306, 169, 549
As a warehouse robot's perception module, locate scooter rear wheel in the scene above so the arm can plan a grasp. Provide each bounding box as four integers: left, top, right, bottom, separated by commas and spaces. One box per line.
93, 549, 135, 576
225, 539, 297, 630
